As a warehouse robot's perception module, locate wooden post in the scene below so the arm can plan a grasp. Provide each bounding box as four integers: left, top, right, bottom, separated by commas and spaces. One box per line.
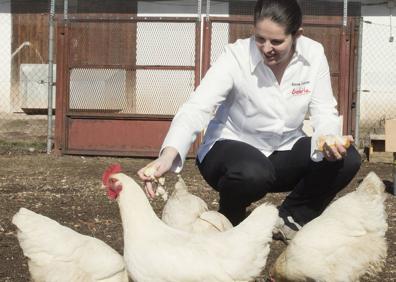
393, 152, 396, 195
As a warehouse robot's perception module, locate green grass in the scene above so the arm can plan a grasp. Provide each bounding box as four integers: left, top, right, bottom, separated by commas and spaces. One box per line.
3, 119, 31, 128
0, 139, 47, 153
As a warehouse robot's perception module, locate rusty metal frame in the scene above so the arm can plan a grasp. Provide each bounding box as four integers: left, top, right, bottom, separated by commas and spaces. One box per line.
55, 22, 69, 155
55, 15, 358, 157
55, 17, 202, 157
339, 17, 357, 135
202, 19, 212, 78
61, 15, 200, 22
348, 17, 360, 138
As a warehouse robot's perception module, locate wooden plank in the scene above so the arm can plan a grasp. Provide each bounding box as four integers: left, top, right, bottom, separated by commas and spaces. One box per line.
11, 13, 48, 111
368, 151, 394, 164
385, 119, 396, 152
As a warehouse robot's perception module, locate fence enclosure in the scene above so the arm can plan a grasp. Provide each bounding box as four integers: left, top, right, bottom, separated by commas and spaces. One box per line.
53, 13, 358, 156
202, 15, 359, 135
1, 0, 395, 155
55, 17, 201, 156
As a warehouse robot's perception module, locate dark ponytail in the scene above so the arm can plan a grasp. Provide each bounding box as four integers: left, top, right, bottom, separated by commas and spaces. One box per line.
254, 0, 302, 35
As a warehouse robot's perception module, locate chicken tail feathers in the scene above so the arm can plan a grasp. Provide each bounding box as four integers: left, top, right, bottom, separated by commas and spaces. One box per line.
228, 203, 278, 239
174, 174, 188, 192
12, 207, 47, 232
356, 172, 385, 196
12, 207, 79, 257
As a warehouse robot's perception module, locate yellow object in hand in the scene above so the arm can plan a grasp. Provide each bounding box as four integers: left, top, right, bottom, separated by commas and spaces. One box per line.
317, 135, 351, 151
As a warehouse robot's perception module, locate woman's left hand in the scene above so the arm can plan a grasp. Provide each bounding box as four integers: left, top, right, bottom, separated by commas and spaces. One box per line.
322, 135, 354, 161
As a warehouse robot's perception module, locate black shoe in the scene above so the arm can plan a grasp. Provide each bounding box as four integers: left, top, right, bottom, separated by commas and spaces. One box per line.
272, 207, 302, 243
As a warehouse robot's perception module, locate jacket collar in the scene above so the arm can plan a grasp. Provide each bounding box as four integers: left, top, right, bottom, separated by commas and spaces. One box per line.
249, 36, 263, 73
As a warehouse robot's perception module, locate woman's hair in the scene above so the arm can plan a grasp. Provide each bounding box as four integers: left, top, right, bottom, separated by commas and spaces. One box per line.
254, 0, 302, 35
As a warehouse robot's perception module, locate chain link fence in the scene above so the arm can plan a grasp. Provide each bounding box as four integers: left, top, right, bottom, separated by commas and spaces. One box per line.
358, 17, 396, 147
67, 20, 197, 116
0, 1, 51, 152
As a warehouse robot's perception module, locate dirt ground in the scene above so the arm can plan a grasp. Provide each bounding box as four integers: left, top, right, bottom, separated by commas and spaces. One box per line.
0, 148, 395, 281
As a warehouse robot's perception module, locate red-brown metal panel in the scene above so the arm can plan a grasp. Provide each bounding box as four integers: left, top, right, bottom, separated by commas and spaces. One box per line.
56, 16, 357, 157
201, 19, 212, 78
348, 18, 360, 137
194, 21, 201, 89
65, 16, 200, 22
56, 17, 202, 157
54, 22, 68, 155
192, 21, 203, 151
338, 18, 358, 135
67, 64, 196, 70
66, 116, 172, 156
339, 28, 351, 135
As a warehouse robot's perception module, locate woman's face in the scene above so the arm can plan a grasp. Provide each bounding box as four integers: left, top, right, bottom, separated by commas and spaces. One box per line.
254, 18, 298, 67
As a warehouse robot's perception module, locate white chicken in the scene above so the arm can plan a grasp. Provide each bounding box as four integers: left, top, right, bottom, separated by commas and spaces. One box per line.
271, 171, 388, 282
102, 163, 278, 282
12, 208, 128, 282
161, 174, 233, 233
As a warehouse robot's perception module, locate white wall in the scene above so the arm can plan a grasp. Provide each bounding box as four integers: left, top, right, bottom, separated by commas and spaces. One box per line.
137, 0, 228, 17
20, 64, 56, 110
359, 4, 396, 126
0, 2, 11, 113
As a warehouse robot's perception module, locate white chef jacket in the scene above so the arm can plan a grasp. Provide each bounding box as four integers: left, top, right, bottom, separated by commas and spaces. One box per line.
161, 35, 341, 173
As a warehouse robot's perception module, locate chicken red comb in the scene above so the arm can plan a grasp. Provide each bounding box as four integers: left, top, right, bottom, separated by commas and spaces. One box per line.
102, 163, 122, 186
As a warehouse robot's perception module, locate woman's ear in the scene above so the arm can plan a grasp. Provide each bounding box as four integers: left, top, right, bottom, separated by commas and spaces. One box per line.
294, 27, 304, 39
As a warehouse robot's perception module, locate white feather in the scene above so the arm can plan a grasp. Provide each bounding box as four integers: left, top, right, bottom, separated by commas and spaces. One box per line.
12, 208, 128, 282
162, 175, 233, 233
111, 172, 279, 282
272, 172, 388, 282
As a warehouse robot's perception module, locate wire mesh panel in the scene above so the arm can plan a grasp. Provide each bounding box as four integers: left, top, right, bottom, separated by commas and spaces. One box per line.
202, 0, 359, 136
0, 7, 12, 116
210, 21, 253, 64
69, 68, 128, 113
206, 17, 349, 107
57, 17, 200, 155
0, 4, 51, 149
210, 22, 229, 64
66, 19, 197, 116
303, 22, 343, 101
359, 19, 396, 144
135, 69, 195, 115
136, 22, 197, 66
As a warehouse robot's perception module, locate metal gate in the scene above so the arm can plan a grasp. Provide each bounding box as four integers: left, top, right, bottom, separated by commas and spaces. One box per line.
55, 15, 358, 157
202, 15, 359, 136
54, 16, 201, 157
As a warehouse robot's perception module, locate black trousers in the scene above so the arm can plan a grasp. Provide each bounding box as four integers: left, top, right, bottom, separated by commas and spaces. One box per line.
197, 137, 361, 226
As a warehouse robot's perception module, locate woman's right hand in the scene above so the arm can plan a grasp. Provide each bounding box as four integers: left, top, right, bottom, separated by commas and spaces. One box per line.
137, 147, 178, 199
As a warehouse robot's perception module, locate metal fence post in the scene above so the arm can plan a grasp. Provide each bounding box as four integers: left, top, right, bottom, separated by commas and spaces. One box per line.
206, 0, 210, 20
64, 0, 68, 20
393, 152, 396, 195
47, 0, 56, 153
343, 0, 348, 27
354, 17, 364, 148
